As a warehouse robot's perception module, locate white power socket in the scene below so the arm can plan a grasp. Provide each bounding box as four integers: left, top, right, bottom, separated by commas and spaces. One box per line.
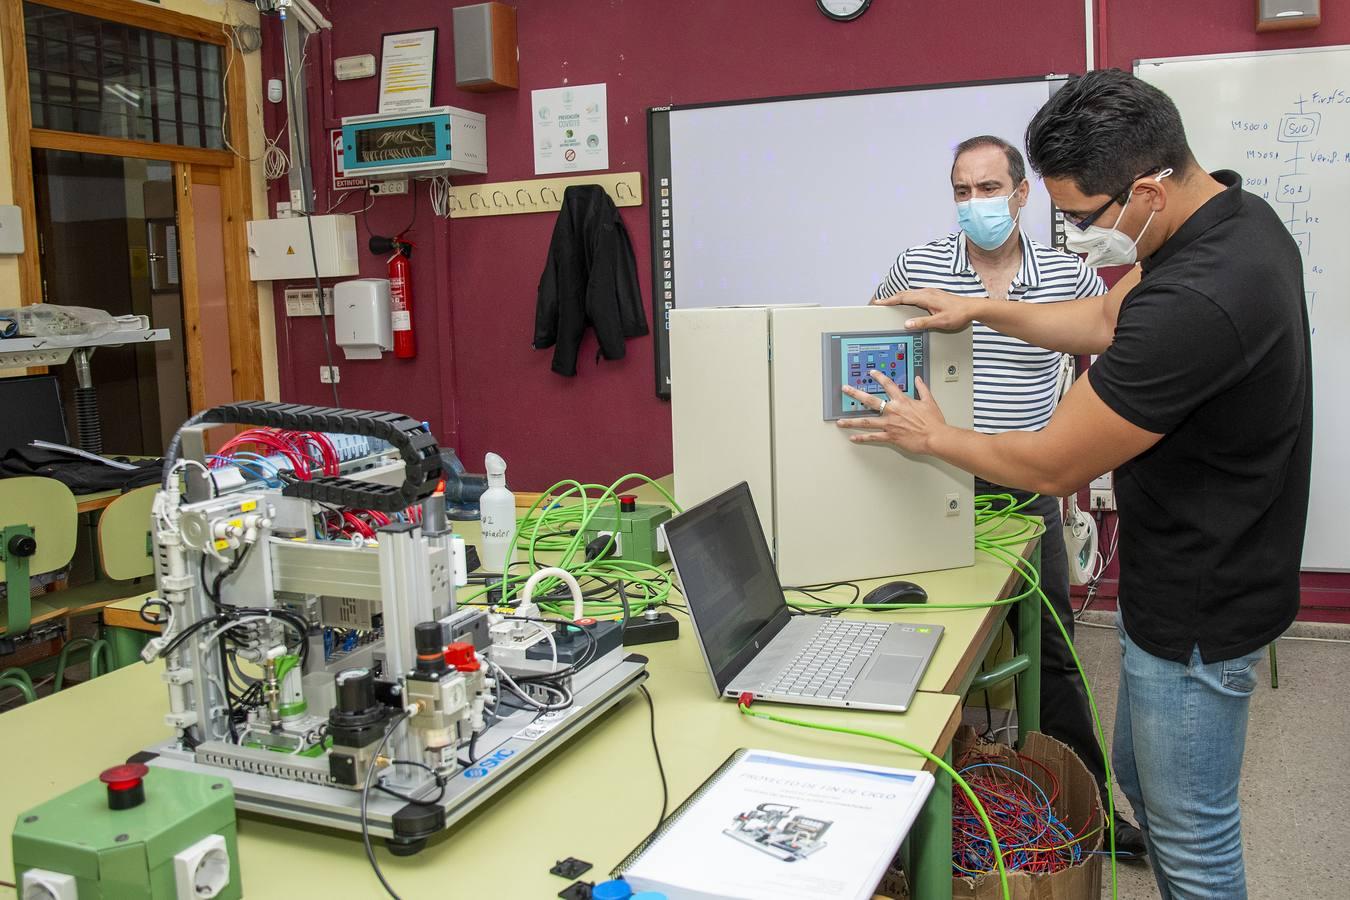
174, 834, 231, 900
319, 366, 340, 384
370, 179, 409, 196
21, 869, 78, 900
1089, 489, 1116, 511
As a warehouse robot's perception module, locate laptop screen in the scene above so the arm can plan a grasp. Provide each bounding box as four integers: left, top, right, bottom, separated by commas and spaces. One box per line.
0, 374, 68, 455
663, 482, 792, 693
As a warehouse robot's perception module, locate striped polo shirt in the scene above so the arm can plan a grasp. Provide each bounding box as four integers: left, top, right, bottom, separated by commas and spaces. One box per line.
874, 231, 1105, 434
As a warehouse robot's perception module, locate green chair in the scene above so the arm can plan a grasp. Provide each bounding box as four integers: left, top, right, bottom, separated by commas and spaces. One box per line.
2, 480, 156, 698
1, 477, 79, 638
0, 667, 37, 705
52, 484, 158, 680
96, 485, 157, 582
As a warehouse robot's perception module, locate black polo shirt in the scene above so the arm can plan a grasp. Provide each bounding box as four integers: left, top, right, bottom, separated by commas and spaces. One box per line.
1088, 170, 1312, 663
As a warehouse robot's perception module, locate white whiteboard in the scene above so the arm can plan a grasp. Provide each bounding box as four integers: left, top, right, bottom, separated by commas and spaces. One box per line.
649, 78, 1063, 394
1138, 46, 1350, 571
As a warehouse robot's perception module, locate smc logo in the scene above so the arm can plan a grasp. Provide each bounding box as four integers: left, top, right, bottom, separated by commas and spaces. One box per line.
462, 748, 515, 779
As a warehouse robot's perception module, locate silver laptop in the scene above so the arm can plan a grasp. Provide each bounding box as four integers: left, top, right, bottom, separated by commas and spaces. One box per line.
663, 482, 943, 713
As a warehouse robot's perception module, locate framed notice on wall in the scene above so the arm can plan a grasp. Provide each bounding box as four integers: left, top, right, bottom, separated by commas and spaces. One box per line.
378, 28, 437, 114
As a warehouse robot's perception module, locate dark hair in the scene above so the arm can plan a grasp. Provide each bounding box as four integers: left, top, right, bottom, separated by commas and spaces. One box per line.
1025, 68, 1193, 197
952, 135, 1026, 187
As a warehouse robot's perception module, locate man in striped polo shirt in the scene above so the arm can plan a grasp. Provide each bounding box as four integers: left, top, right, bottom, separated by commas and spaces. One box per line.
870, 135, 1145, 856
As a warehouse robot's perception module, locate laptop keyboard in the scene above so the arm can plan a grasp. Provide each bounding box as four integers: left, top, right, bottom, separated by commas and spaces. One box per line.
763, 620, 890, 700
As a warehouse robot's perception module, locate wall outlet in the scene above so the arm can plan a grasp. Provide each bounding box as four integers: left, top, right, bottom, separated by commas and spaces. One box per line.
1090, 489, 1116, 511
370, 179, 409, 196
319, 366, 340, 384
283, 286, 334, 317
274, 200, 292, 218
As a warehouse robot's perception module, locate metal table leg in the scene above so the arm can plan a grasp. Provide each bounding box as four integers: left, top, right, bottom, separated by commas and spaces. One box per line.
1015, 540, 1042, 743
911, 745, 953, 900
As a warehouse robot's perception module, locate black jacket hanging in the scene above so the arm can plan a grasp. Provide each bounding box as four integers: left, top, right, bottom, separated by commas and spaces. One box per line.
534, 185, 647, 376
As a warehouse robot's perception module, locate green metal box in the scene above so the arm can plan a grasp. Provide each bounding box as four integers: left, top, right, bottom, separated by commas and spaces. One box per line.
582, 500, 672, 567
13, 765, 242, 900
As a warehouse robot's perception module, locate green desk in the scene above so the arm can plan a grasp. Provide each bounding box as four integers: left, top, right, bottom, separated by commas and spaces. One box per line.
32, 500, 1040, 899
0, 632, 964, 898
789, 527, 1043, 721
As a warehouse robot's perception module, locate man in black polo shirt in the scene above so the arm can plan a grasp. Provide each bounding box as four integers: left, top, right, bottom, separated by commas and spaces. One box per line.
839, 69, 1311, 900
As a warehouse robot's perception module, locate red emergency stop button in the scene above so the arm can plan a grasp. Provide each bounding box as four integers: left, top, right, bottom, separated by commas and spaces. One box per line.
100, 763, 148, 810
444, 642, 480, 672
619, 494, 637, 512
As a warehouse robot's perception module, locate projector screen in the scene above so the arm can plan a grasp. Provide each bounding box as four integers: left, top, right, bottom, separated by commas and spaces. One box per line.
648, 76, 1066, 397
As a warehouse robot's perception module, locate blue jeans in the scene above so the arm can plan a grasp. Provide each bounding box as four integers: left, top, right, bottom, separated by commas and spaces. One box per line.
1113, 615, 1264, 899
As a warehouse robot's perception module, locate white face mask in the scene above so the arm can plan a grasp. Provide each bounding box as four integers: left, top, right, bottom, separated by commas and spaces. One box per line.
1064, 168, 1172, 267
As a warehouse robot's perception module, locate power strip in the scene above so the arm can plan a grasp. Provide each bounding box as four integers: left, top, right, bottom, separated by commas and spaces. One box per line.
283, 286, 334, 317
369, 179, 409, 196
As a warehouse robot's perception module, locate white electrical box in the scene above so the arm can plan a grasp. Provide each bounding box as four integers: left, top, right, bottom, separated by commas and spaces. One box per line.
0, 205, 24, 254
334, 278, 392, 360
670, 305, 975, 585
246, 215, 359, 282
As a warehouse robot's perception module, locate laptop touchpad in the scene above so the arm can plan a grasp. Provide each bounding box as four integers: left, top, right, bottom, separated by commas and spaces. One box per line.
866, 654, 923, 685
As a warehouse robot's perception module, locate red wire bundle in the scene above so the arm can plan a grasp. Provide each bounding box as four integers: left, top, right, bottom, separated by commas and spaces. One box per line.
952, 748, 1099, 877
320, 504, 424, 540
211, 428, 341, 479
209, 428, 427, 543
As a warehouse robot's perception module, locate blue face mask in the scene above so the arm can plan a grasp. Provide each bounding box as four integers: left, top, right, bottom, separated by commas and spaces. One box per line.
956, 194, 1020, 251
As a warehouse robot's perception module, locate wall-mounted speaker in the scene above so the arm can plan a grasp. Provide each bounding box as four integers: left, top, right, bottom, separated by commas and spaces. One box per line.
453, 3, 519, 92
1256, 0, 1321, 32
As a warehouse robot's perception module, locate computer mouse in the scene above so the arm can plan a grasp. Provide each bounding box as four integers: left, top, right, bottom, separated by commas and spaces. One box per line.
862, 580, 928, 605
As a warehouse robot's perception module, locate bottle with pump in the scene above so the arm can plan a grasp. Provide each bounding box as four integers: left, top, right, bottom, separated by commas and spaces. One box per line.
479, 452, 516, 574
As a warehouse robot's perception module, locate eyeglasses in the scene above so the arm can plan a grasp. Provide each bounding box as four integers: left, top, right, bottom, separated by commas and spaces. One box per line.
1065, 167, 1163, 231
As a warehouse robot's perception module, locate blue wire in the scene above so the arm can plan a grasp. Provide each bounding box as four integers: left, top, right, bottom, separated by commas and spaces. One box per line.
954, 761, 1074, 871
210, 455, 283, 488
232, 451, 285, 477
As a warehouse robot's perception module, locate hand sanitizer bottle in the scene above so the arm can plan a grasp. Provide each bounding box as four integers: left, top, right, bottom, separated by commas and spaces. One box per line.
479, 452, 516, 575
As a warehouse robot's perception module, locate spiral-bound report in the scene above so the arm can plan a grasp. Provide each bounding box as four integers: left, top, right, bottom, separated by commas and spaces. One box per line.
613, 748, 933, 900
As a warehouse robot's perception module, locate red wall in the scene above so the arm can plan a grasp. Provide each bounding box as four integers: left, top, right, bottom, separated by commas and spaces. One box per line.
1103, 0, 1349, 71
266, 0, 1349, 620
268, 0, 1090, 488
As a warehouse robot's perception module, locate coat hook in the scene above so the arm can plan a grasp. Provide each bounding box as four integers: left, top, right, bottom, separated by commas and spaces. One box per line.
492, 190, 511, 207
542, 186, 560, 205
516, 188, 535, 206
470, 192, 486, 209
449, 195, 464, 211
616, 181, 636, 200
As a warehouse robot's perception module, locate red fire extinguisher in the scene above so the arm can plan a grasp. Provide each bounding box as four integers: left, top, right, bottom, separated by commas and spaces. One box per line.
387, 235, 416, 359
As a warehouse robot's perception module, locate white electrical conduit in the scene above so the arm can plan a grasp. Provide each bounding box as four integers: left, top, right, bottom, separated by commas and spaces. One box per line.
518, 567, 585, 622
1085, 0, 1095, 70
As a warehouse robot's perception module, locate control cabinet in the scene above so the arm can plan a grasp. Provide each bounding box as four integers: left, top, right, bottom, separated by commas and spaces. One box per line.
670, 305, 974, 585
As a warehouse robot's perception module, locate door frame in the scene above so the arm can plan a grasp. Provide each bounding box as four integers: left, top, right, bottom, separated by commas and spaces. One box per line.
0, 0, 264, 405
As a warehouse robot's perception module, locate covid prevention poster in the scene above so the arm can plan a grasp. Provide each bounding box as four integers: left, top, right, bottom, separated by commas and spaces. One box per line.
532, 83, 608, 174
